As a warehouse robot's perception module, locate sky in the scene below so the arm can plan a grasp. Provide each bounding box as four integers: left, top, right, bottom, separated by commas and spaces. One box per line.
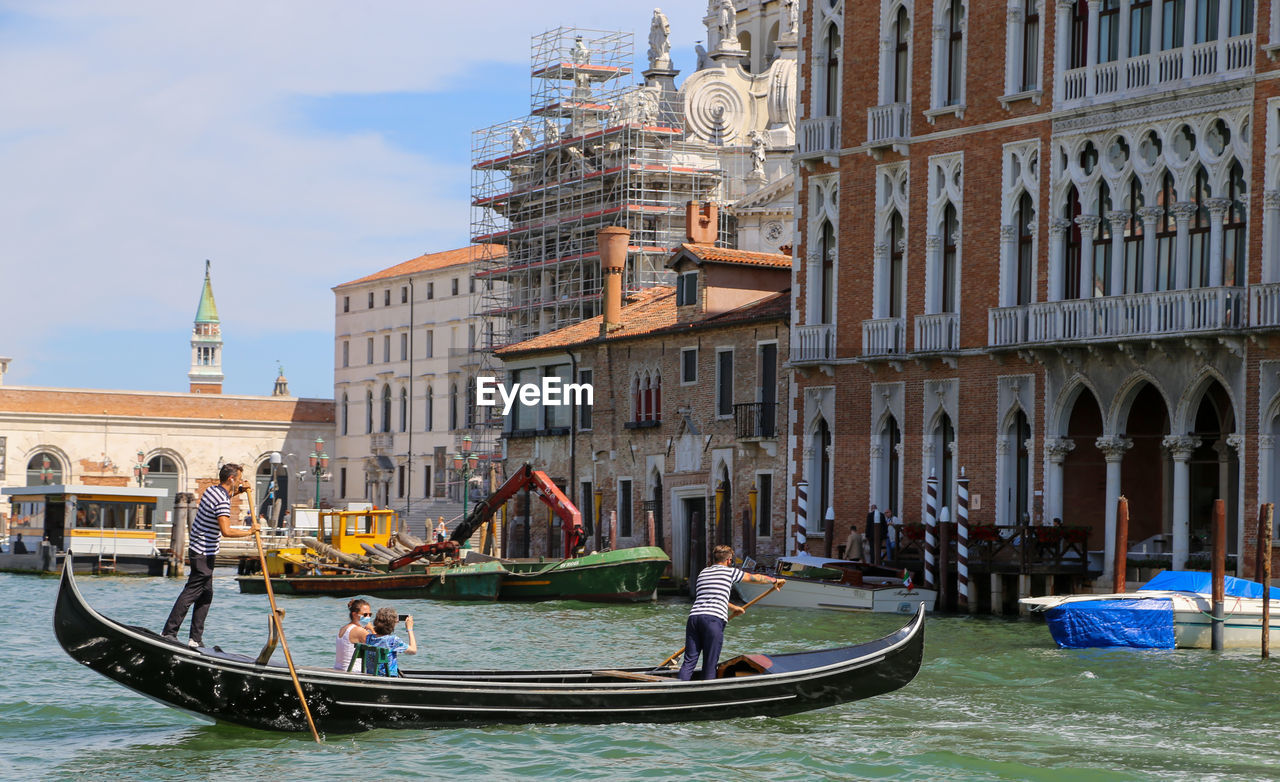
0, 0, 711, 399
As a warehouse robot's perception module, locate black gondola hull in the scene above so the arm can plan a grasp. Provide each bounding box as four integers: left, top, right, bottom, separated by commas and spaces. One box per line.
54, 563, 924, 732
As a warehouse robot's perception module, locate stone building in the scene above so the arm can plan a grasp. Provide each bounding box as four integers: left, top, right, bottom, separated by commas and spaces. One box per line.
0, 264, 334, 531
496, 222, 791, 581
791, 0, 1280, 579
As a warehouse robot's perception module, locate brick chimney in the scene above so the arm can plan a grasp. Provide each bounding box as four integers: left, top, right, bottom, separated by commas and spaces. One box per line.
597, 226, 629, 335
685, 201, 718, 244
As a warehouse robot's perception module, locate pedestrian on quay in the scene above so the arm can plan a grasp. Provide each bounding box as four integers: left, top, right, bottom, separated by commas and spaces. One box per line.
678, 545, 783, 681
842, 522, 864, 561
883, 508, 899, 561
435, 518, 448, 543
161, 463, 258, 648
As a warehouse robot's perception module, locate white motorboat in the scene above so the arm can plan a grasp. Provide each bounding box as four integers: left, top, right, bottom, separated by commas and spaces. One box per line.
1020, 570, 1280, 649
735, 554, 937, 615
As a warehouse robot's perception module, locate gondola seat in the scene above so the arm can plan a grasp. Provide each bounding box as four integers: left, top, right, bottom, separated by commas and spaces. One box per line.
349, 643, 396, 676
716, 654, 773, 678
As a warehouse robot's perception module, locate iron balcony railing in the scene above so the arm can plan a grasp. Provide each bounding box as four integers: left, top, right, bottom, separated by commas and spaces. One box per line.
734, 402, 778, 440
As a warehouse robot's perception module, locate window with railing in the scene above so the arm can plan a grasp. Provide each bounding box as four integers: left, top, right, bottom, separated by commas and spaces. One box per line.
1094, 183, 1114, 297
1124, 177, 1145, 293
1099, 0, 1121, 62
1070, 0, 1089, 69
943, 0, 965, 106
1189, 166, 1211, 287
1156, 172, 1177, 290
1130, 0, 1153, 55
941, 204, 959, 312
820, 220, 836, 323
381, 384, 392, 433
893, 7, 911, 103
1064, 187, 1083, 299
888, 212, 905, 318
1224, 160, 1247, 286
824, 25, 841, 117
1016, 192, 1035, 304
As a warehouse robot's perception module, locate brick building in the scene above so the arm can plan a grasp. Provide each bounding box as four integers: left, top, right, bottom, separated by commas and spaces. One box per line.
792, 0, 1280, 580
496, 225, 791, 582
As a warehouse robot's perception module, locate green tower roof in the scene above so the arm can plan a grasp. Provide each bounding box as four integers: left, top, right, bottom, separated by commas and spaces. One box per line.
195, 260, 219, 324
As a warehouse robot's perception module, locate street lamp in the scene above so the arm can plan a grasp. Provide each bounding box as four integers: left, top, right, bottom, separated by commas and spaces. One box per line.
452, 435, 481, 522
308, 438, 330, 507
133, 450, 150, 487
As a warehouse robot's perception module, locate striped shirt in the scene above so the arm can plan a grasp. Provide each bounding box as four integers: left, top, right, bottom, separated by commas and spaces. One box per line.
189, 484, 232, 556
689, 564, 744, 622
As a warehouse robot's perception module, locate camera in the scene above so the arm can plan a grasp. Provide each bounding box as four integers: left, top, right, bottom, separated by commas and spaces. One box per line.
398, 614, 409, 622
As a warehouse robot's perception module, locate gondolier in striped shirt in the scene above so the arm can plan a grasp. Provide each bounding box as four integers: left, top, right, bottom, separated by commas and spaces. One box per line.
678, 545, 784, 681
162, 463, 258, 647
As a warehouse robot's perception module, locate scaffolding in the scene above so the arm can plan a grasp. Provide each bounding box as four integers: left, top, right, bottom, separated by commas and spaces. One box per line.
471, 27, 732, 350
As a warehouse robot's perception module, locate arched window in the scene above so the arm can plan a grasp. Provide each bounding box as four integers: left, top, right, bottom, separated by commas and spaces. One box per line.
399, 387, 408, 433
148, 455, 181, 523
26, 452, 63, 486
882, 416, 901, 512
642, 372, 653, 421
888, 211, 905, 318
944, 0, 964, 106
1016, 192, 1035, 304
632, 374, 642, 422
1064, 187, 1083, 298
939, 413, 955, 516
824, 26, 841, 117
1189, 166, 1211, 287
653, 371, 662, 422
1021, 0, 1041, 91
814, 417, 833, 537
941, 204, 958, 312
1094, 183, 1113, 296
381, 384, 392, 434
1224, 160, 1246, 287
365, 390, 374, 434
893, 7, 910, 103
1124, 177, 1144, 293
1013, 410, 1031, 524
1156, 172, 1177, 290
820, 220, 836, 323
340, 393, 349, 436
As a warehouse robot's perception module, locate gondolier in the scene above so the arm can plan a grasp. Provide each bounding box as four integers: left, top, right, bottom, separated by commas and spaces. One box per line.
678, 545, 784, 681
162, 463, 258, 647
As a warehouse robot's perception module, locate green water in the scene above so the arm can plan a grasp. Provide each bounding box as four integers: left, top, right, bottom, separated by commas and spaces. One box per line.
4, 571, 1279, 781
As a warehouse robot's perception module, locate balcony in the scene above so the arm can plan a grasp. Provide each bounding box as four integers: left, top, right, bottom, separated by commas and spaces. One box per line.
862, 317, 906, 357
797, 116, 841, 163
734, 402, 778, 441
1251, 283, 1280, 328
1058, 35, 1254, 110
914, 312, 960, 353
792, 324, 835, 364
988, 287, 1246, 349
866, 103, 910, 149
370, 433, 394, 452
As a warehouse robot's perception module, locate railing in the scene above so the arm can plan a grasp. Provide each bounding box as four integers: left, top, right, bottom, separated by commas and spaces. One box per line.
892, 523, 1090, 574
1059, 35, 1253, 108
1251, 283, 1280, 327
862, 317, 906, 356
734, 402, 778, 440
370, 433, 394, 451
792, 323, 835, 363
797, 116, 841, 159
987, 287, 1246, 347
866, 103, 910, 146
914, 312, 959, 353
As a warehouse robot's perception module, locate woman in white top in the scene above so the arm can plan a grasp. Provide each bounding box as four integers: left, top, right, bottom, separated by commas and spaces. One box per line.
334, 598, 373, 671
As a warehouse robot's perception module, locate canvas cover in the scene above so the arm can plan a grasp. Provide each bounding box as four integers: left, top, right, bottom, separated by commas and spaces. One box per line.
1045, 598, 1175, 649
1140, 570, 1280, 600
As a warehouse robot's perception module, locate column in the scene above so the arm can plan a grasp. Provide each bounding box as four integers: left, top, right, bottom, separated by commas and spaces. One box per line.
1149, 0, 1164, 72
1205, 198, 1231, 287
1076, 215, 1101, 298
1054, 0, 1074, 104
879, 38, 894, 104
1000, 224, 1017, 305
869, 442, 884, 516
1216, 0, 1232, 69
1045, 437, 1076, 524
1164, 435, 1201, 570
1107, 210, 1131, 295
925, 235, 942, 314
1116, 0, 1131, 67
1048, 217, 1072, 301
1171, 202, 1196, 290
1005, 2, 1023, 95
809, 249, 825, 322
1264, 192, 1280, 284
932, 25, 947, 110
1138, 206, 1163, 292
1085, 0, 1102, 96
1096, 435, 1134, 579
1181, 0, 1196, 78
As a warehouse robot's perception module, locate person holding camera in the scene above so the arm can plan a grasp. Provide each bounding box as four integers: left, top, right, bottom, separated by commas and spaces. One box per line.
162, 462, 259, 648
362, 607, 417, 676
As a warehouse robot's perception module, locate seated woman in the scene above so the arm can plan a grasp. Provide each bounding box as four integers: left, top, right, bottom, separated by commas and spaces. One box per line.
363, 607, 417, 676
334, 598, 373, 671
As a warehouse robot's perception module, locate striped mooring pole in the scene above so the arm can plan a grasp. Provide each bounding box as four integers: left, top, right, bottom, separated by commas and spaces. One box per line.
794, 480, 808, 554
956, 467, 970, 611
925, 470, 938, 590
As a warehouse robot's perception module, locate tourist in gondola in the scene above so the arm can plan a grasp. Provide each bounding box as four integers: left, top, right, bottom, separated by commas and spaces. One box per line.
335, 598, 374, 671
161, 462, 259, 648
363, 607, 417, 676
678, 545, 783, 681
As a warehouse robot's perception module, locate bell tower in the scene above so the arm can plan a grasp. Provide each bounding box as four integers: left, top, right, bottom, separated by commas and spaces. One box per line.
189, 260, 224, 394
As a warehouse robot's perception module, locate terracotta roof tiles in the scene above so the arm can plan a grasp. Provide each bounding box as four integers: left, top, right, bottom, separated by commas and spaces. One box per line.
674, 243, 793, 269
336, 244, 506, 288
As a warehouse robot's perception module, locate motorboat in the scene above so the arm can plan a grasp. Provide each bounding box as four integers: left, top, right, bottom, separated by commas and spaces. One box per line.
735, 553, 937, 615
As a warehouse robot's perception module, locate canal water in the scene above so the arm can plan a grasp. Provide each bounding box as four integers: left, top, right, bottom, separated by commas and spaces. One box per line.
4, 570, 1279, 781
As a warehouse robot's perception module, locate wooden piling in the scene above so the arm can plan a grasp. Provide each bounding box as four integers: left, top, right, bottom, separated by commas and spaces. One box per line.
1113, 495, 1129, 594
1211, 498, 1226, 651
939, 519, 951, 611
1262, 503, 1273, 659
924, 471, 938, 591
646, 510, 655, 548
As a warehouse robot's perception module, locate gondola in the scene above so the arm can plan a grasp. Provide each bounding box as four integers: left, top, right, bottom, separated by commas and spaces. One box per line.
53, 562, 925, 733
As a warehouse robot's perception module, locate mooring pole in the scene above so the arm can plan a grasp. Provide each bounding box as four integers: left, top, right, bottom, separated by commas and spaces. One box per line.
956, 468, 970, 611
794, 480, 808, 555
925, 470, 938, 591
938, 511, 951, 611
1262, 503, 1274, 659
1211, 498, 1226, 652
1113, 495, 1130, 594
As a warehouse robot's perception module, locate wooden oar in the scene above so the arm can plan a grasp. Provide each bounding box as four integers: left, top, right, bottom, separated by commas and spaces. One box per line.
659, 580, 782, 668
247, 484, 322, 743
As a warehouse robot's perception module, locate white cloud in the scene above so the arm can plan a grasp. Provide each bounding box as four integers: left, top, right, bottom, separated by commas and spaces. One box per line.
0, 0, 710, 384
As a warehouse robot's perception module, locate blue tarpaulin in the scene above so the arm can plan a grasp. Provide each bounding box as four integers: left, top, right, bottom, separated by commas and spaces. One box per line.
1045, 598, 1175, 649
1139, 570, 1280, 600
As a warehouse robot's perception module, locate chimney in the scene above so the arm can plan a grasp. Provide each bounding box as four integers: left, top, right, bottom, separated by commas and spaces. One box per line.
597, 226, 629, 334
685, 201, 718, 244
